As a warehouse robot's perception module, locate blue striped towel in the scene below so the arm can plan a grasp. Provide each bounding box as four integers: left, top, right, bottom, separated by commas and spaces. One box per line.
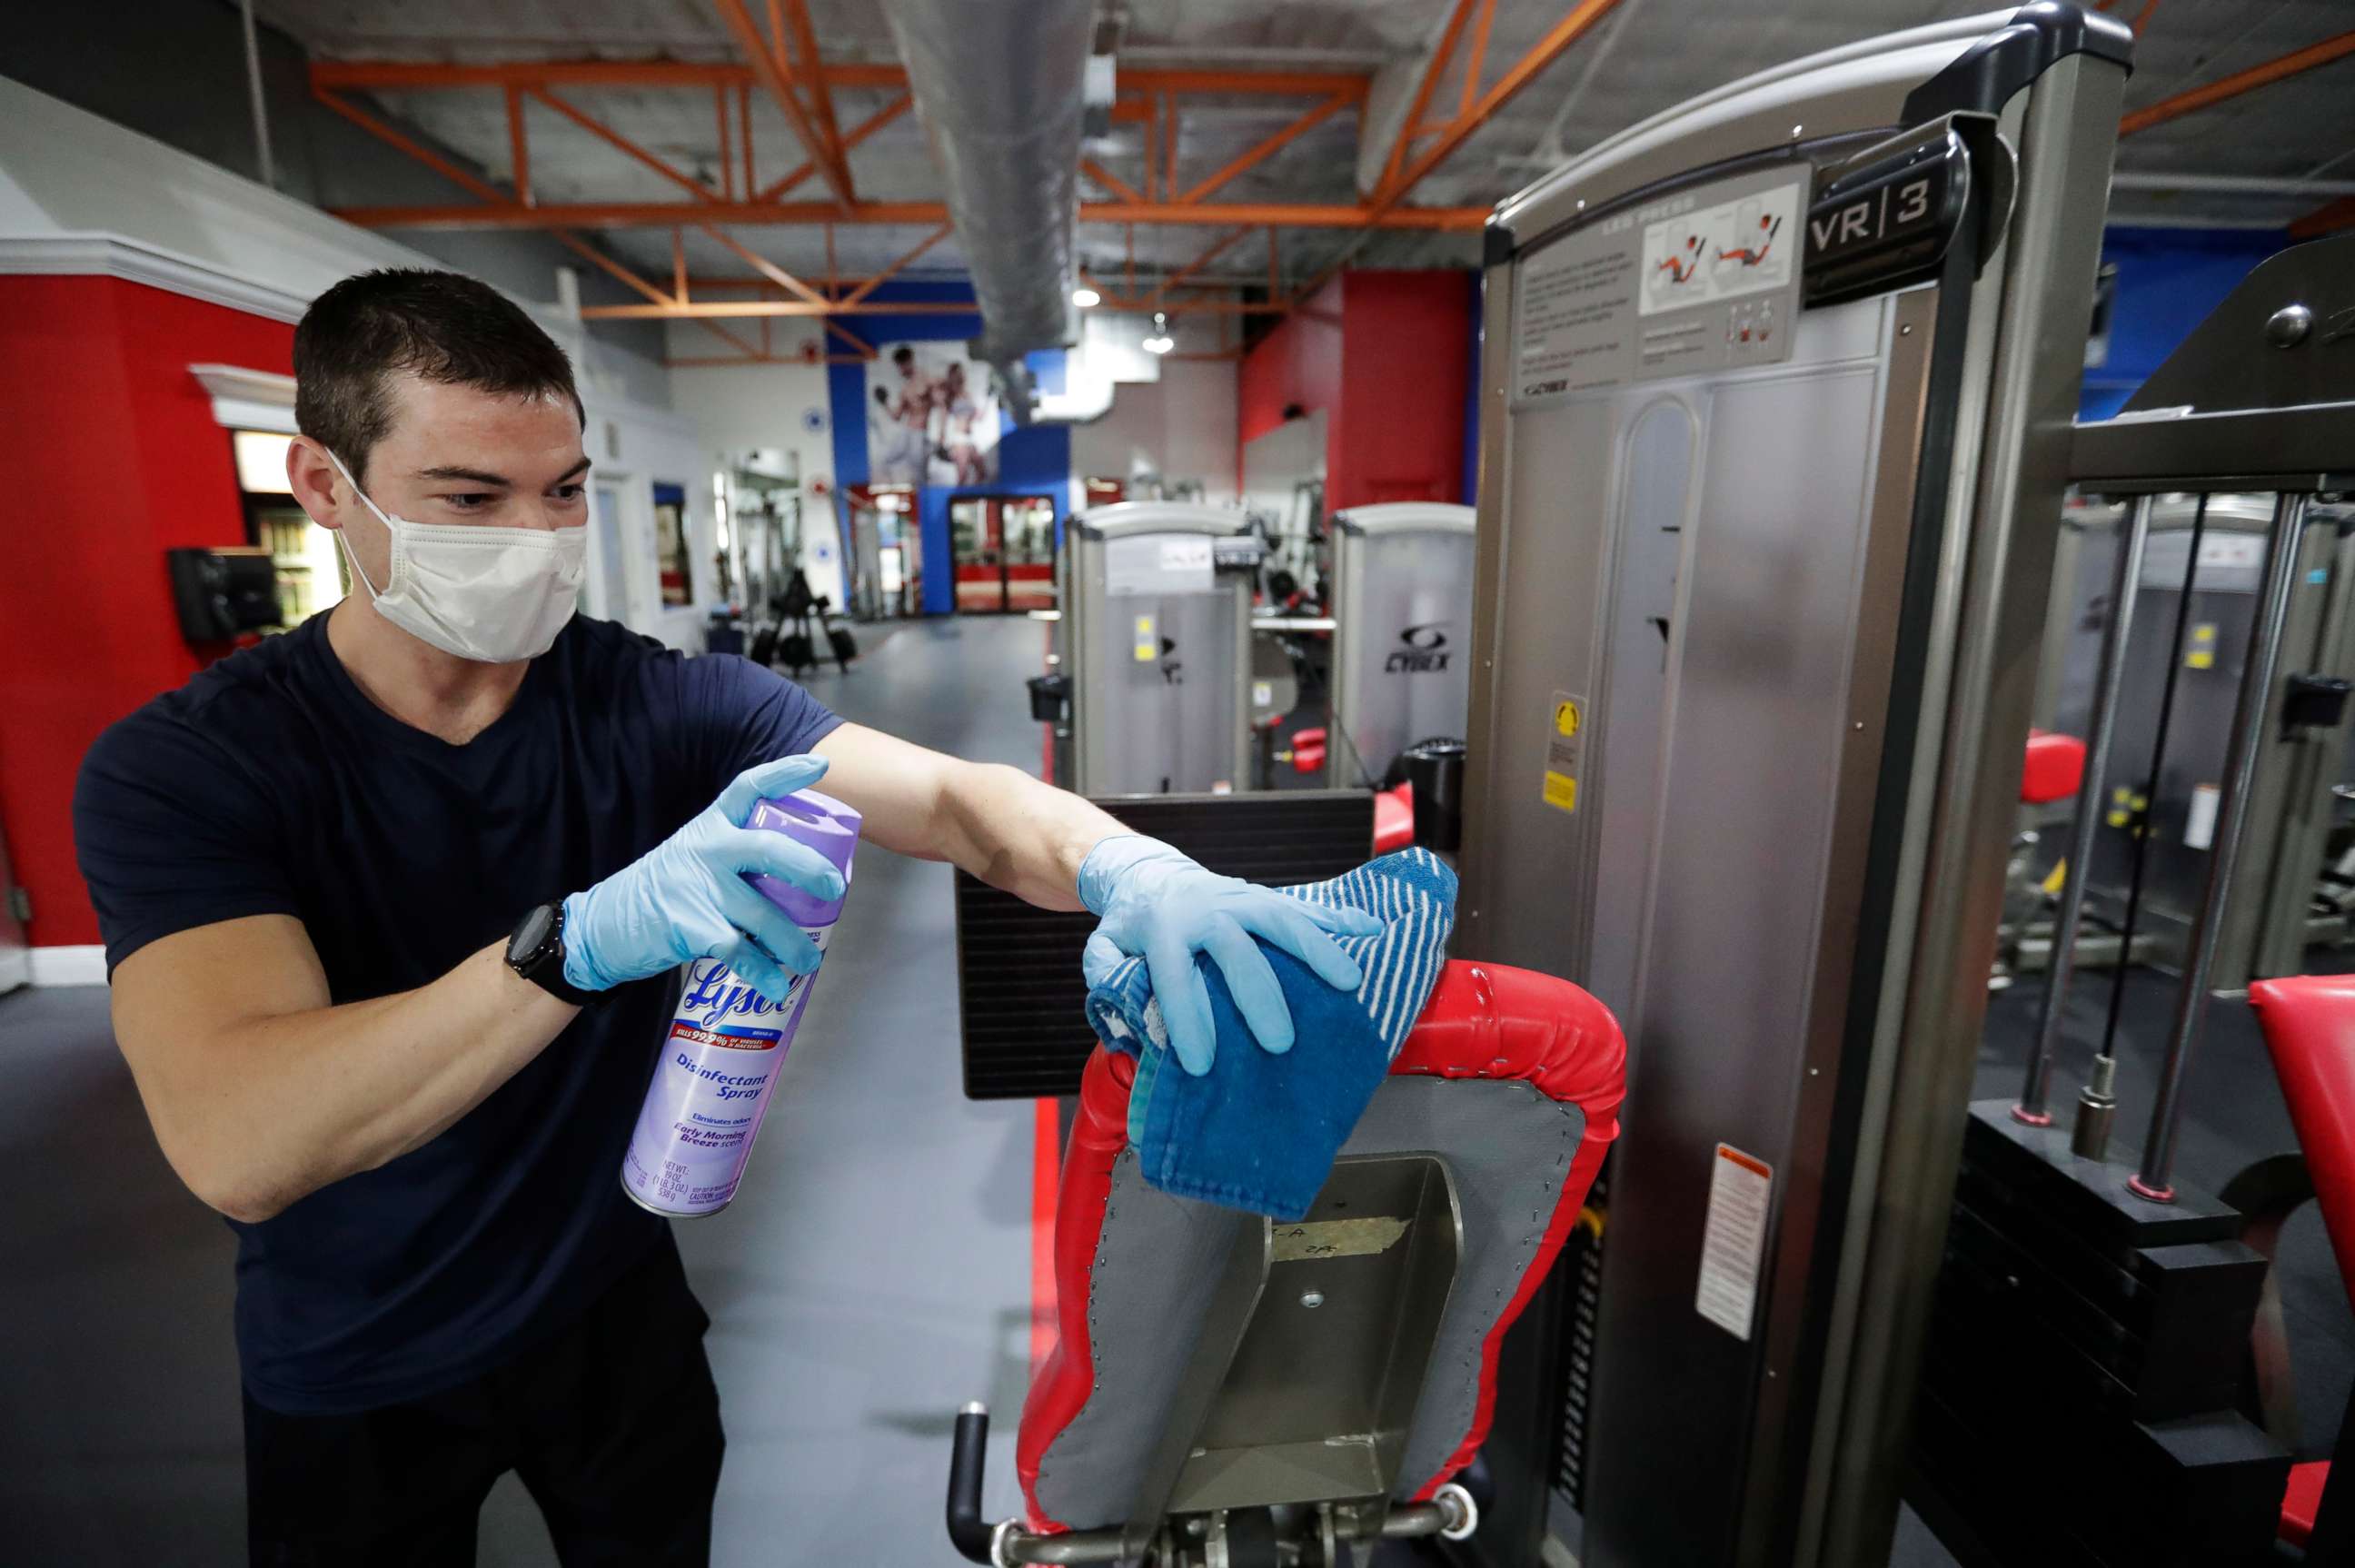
1084, 849, 1458, 1219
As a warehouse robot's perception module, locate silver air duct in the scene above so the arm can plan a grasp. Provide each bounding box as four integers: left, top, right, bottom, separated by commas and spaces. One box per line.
879, 0, 1092, 421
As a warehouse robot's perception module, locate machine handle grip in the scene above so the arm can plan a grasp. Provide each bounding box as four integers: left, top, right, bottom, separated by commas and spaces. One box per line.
948, 1401, 995, 1563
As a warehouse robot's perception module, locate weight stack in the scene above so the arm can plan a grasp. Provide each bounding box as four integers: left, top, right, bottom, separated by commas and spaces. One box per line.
1907, 1101, 2290, 1567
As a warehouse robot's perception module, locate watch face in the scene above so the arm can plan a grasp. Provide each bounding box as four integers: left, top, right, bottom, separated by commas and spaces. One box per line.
510, 903, 555, 963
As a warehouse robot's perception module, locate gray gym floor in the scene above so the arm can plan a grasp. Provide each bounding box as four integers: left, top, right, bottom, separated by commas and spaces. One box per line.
2, 613, 2343, 1566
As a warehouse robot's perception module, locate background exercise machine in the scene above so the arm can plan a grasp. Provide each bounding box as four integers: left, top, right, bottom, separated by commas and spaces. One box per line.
1056, 502, 1257, 797
1322, 503, 1478, 791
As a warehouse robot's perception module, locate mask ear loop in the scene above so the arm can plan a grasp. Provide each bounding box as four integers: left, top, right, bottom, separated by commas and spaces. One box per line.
322, 449, 392, 600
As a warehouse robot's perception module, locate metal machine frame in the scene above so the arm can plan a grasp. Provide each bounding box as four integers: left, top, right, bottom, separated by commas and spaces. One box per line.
1060, 502, 1256, 798
1458, 8, 2131, 1565
1325, 502, 1478, 789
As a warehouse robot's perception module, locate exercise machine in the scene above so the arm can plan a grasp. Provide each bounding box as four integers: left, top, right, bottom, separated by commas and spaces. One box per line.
1056, 503, 1258, 797
1457, 7, 2130, 1563
946, 958, 1626, 1566
1931, 231, 2355, 1567
1321, 503, 1477, 790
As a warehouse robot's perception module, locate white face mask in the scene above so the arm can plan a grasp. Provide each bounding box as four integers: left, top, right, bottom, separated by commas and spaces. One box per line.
327, 450, 587, 664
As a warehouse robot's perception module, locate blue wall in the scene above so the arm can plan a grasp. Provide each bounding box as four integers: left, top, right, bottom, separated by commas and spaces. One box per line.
825, 280, 1071, 614
2082, 226, 2293, 421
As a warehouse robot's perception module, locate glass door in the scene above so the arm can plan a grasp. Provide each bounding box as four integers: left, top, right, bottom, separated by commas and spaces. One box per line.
950, 494, 1058, 614
949, 495, 1004, 612
1002, 496, 1058, 611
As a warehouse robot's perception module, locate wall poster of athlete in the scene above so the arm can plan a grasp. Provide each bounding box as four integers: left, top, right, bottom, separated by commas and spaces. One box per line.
865, 342, 1003, 487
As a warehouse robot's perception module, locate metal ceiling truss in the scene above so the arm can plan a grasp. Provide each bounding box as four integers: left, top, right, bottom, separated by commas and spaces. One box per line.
310, 3, 2355, 351
303, 0, 1626, 322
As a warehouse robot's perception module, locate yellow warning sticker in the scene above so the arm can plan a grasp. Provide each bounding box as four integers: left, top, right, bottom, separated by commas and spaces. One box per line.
1132, 613, 1158, 662
1543, 690, 1585, 814
2186, 621, 2216, 670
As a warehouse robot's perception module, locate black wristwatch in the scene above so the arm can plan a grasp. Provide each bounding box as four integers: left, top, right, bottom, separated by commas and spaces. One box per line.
506, 901, 600, 1007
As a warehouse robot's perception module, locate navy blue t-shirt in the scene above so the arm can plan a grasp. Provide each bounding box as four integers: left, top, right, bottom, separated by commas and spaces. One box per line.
72, 612, 840, 1414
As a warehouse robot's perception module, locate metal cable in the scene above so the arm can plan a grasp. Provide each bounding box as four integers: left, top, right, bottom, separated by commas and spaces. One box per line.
2098, 493, 2210, 1059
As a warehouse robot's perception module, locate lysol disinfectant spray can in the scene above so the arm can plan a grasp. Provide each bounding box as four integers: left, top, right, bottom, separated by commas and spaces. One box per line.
621, 788, 862, 1217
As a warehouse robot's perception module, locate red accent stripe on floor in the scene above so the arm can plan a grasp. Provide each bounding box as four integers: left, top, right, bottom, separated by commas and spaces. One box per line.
1029, 1097, 1060, 1378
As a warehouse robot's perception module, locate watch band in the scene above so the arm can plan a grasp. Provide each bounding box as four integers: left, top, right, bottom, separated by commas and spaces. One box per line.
510, 901, 601, 1007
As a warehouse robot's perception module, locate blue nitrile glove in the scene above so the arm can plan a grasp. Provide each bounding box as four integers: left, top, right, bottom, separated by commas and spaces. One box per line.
561, 755, 846, 1006
1078, 834, 1384, 1077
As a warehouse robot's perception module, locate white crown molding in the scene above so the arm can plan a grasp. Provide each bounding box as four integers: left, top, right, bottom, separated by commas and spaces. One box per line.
190, 362, 299, 433
0, 231, 311, 323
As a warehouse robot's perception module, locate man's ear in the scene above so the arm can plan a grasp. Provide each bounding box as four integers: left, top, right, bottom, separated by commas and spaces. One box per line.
286, 436, 348, 531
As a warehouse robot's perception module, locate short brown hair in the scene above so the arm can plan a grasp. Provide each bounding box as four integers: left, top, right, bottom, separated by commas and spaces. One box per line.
293, 269, 583, 485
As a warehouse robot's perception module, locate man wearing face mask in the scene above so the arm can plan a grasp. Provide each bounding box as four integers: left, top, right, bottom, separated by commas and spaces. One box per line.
70, 270, 1379, 1566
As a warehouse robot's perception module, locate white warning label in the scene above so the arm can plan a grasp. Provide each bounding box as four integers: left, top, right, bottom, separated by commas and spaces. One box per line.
1695, 1143, 1773, 1341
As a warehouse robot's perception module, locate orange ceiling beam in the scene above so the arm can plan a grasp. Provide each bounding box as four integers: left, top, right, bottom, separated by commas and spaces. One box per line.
549, 230, 676, 308
2118, 28, 2355, 136
1080, 158, 1145, 204
759, 92, 909, 201
1375, 0, 1630, 213
529, 87, 719, 203
778, 0, 842, 164
1381, 0, 1482, 199
1174, 92, 1355, 205
504, 85, 532, 206
333, 199, 1488, 231
1458, 0, 1499, 120
699, 225, 830, 304
840, 223, 955, 305
313, 89, 512, 206
710, 0, 853, 203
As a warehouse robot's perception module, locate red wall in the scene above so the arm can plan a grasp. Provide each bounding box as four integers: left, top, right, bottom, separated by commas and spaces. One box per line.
1237, 274, 1345, 492
1334, 272, 1472, 511
0, 275, 292, 947
1237, 270, 1470, 511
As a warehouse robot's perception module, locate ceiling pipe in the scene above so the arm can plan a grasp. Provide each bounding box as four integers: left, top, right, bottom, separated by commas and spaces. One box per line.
879, 0, 1092, 422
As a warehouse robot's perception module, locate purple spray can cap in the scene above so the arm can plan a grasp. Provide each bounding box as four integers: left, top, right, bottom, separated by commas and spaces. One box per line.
745, 787, 863, 925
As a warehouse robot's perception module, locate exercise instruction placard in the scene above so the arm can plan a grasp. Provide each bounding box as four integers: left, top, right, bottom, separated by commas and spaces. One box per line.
1695, 1144, 1773, 1341
1510, 167, 1805, 408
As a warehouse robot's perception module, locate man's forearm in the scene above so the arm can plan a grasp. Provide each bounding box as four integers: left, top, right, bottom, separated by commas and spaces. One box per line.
117, 925, 578, 1224
939, 762, 1126, 909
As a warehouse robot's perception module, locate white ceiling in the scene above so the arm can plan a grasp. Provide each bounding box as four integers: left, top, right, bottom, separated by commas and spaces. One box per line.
261, 0, 2355, 293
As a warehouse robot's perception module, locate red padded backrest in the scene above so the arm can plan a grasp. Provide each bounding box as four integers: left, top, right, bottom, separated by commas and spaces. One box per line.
2021, 729, 2087, 805
1017, 959, 1626, 1529
2248, 976, 2355, 1305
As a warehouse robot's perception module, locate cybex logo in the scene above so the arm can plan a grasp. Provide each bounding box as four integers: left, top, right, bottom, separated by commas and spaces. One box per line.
1386, 623, 1451, 674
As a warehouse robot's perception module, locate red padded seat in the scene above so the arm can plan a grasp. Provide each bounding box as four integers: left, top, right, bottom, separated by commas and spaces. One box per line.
1017, 958, 1625, 1532
2245, 976, 2355, 1547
